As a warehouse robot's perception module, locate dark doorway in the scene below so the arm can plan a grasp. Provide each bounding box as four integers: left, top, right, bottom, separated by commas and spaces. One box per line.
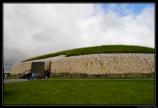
31, 62, 45, 79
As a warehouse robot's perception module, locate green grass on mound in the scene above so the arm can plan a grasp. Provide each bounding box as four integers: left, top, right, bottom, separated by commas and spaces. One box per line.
3, 79, 154, 105
23, 45, 154, 62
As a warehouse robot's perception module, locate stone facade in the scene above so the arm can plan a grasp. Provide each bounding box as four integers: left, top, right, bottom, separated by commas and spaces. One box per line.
50, 53, 154, 75
10, 53, 154, 75
10, 61, 32, 75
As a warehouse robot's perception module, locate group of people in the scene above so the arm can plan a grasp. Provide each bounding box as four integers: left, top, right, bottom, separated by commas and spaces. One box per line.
28, 72, 35, 80
27, 71, 50, 80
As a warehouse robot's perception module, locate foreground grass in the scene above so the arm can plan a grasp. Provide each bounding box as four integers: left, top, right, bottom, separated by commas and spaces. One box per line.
3, 79, 155, 105
24, 45, 154, 61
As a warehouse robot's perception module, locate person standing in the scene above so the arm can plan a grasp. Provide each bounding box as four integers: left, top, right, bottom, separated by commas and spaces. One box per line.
32, 72, 35, 80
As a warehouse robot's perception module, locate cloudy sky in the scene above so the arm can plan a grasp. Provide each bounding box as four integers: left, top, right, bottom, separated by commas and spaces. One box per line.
3, 3, 155, 73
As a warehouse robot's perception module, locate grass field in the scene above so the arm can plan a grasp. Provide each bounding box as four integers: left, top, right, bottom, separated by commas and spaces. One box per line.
3, 79, 155, 105
23, 45, 154, 61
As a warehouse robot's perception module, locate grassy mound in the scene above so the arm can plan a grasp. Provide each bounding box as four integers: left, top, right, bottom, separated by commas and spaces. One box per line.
23, 45, 154, 62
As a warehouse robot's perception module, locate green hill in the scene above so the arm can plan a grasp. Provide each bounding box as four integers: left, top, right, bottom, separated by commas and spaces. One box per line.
23, 45, 155, 62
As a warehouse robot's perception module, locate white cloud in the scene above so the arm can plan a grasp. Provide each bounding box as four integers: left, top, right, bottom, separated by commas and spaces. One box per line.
77, 4, 154, 47
3, 3, 154, 72
4, 4, 95, 56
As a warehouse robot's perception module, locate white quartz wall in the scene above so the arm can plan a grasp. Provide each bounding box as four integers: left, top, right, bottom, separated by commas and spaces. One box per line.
10, 53, 154, 75
50, 53, 154, 75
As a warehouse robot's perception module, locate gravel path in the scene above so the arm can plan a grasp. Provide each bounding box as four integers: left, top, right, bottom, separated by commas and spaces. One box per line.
4, 79, 29, 83
47, 78, 154, 80
3, 78, 154, 84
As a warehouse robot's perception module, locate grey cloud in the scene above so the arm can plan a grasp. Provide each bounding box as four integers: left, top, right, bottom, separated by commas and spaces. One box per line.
3, 48, 28, 73
32, 32, 53, 42
4, 48, 28, 63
